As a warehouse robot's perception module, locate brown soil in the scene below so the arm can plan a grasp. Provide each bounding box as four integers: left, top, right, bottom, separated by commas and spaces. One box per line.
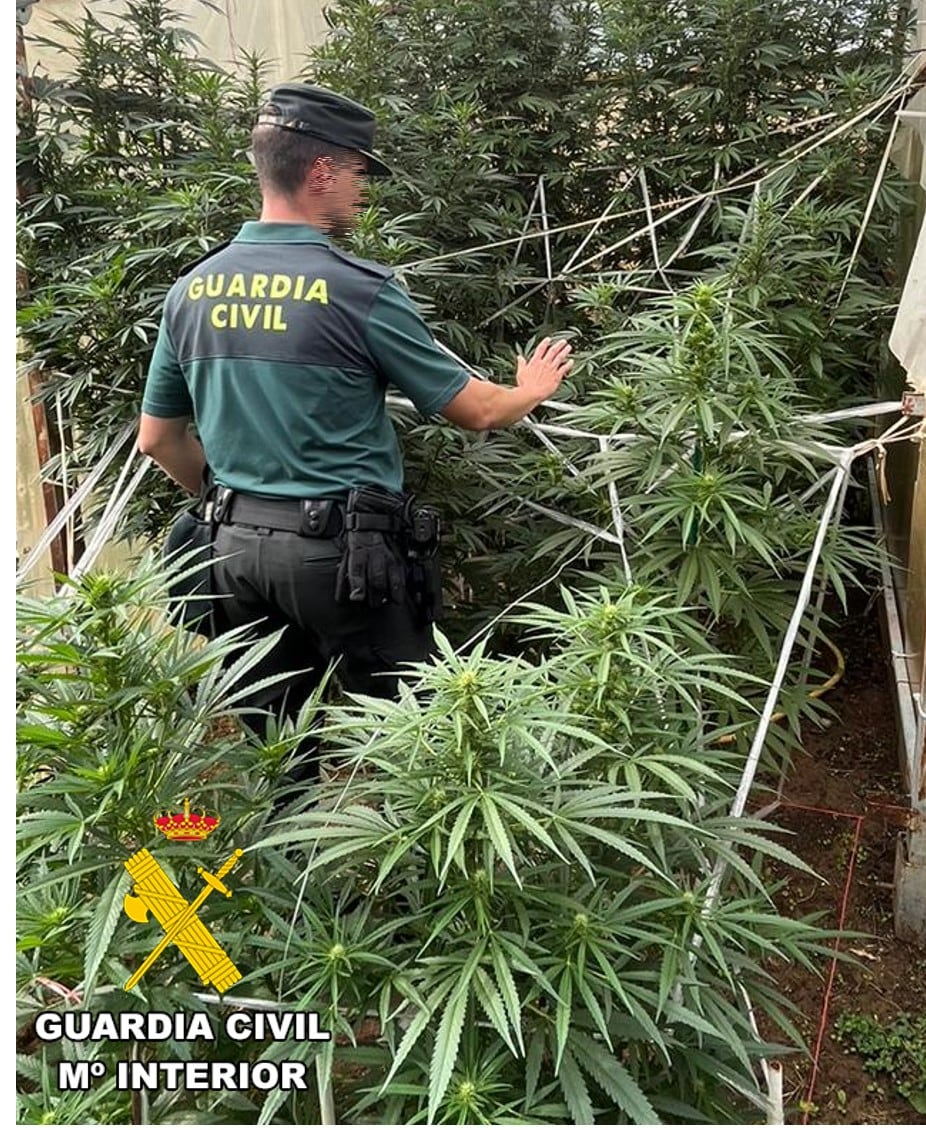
758, 590, 926, 1125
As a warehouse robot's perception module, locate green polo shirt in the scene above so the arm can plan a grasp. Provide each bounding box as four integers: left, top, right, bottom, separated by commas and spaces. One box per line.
142, 222, 471, 498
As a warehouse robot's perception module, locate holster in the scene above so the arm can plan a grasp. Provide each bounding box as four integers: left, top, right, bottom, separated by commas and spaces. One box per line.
163, 469, 217, 637
403, 497, 443, 626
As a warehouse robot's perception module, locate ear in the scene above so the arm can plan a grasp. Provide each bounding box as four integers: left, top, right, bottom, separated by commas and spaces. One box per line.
308, 155, 338, 189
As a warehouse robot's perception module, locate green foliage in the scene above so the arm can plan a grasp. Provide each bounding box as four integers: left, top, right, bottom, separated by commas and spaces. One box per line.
16, 555, 333, 1124
17, 0, 265, 539
16, 1042, 127, 1126
704, 174, 910, 401
449, 279, 881, 762
15, 0, 912, 1123
252, 612, 834, 1124
16, 0, 910, 553
834, 1011, 926, 1114
311, 0, 617, 357
310, 0, 909, 377
18, 556, 838, 1124
303, 0, 908, 639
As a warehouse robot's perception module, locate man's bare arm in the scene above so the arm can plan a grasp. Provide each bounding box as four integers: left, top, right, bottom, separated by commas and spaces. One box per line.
137, 414, 206, 494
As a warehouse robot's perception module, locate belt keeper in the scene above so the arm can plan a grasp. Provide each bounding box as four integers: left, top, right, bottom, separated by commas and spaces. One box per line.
344, 513, 398, 533
212, 486, 233, 524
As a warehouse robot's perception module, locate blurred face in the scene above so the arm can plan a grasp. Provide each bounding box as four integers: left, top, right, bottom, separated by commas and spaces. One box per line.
311, 152, 369, 238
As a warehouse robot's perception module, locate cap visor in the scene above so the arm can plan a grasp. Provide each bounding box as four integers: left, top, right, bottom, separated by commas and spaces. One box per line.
360, 149, 392, 178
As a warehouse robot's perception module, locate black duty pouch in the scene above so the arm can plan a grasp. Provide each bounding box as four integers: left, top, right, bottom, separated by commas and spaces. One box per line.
163, 470, 217, 636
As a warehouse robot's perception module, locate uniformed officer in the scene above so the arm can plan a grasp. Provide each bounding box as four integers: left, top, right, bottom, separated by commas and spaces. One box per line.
138, 83, 573, 783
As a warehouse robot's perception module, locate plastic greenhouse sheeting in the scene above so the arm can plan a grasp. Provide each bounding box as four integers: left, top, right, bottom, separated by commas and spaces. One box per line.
23, 0, 329, 85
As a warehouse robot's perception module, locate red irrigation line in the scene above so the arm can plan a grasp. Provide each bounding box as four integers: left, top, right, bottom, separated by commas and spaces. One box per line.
864, 799, 913, 815
776, 800, 862, 819
797, 811, 864, 1123
770, 797, 912, 822
757, 796, 912, 1117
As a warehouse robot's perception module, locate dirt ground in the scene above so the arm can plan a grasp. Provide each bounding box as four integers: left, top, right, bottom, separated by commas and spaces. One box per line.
759, 590, 926, 1125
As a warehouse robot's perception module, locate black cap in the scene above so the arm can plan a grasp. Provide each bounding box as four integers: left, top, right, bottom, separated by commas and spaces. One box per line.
257, 83, 392, 178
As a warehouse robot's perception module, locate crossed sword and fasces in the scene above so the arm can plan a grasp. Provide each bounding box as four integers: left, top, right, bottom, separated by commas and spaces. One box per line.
122, 847, 244, 992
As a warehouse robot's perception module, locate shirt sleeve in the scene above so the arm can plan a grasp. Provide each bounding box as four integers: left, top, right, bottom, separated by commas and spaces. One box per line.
141, 319, 193, 418
363, 279, 472, 416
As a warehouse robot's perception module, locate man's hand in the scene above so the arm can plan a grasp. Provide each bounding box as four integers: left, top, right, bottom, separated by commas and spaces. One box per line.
515, 337, 574, 402
441, 336, 575, 431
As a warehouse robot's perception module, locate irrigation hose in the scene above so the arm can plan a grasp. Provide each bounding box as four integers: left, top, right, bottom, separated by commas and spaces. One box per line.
716, 633, 845, 746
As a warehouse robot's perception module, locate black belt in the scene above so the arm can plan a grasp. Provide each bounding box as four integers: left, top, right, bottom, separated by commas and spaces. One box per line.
215, 491, 345, 538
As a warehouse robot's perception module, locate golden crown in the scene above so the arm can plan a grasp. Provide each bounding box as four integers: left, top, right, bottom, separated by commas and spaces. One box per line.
153, 797, 220, 842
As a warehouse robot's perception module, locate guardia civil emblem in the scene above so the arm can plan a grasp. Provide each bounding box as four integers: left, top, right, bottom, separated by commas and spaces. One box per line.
122, 799, 243, 992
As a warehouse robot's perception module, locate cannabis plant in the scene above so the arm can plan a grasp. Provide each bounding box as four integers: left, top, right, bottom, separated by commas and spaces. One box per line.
16, 555, 331, 1124
448, 279, 882, 759
17, 0, 907, 570
17, 0, 266, 541
254, 598, 835, 1124
310, 0, 617, 359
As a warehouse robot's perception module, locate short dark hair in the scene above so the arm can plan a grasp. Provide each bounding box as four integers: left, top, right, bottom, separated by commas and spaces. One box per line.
250, 105, 353, 196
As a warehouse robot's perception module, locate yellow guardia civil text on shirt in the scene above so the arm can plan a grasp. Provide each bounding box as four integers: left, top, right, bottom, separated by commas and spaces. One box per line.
185, 273, 330, 333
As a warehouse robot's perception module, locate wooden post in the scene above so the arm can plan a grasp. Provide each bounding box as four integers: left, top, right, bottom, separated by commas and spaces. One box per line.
17, 17, 69, 576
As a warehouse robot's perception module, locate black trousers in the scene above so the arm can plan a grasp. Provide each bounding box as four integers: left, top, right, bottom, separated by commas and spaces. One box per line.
210, 522, 434, 783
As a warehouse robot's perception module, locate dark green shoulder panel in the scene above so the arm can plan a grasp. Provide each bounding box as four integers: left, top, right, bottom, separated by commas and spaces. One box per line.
327, 245, 395, 282
176, 241, 232, 279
